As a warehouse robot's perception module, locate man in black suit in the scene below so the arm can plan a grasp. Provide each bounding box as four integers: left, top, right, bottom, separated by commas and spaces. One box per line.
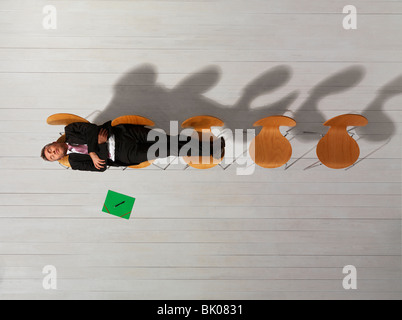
41, 121, 225, 172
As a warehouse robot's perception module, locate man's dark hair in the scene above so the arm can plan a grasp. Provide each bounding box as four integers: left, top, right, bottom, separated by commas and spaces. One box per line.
41, 143, 51, 161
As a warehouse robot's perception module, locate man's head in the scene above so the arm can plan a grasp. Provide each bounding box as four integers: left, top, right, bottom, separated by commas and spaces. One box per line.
41, 142, 68, 162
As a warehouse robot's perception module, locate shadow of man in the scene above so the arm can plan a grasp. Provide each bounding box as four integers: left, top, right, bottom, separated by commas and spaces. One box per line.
93, 63, 298, 133
356, 74, 402, 142
293, 65, 366, 142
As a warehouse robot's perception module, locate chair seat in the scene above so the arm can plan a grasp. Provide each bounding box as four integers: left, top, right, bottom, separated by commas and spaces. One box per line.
249, 115, 296, 168
317, 114, 368, 169
181, 116, 225, 169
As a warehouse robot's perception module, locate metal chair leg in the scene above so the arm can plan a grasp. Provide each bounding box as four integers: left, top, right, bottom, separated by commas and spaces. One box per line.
220, 149, 248, 170
152, 157, 178, 170
285, 143, 319, 170
58, 163, 70, 170
303, 161, 323, 170
84, 110, 102, 122
345, 137, 392, 170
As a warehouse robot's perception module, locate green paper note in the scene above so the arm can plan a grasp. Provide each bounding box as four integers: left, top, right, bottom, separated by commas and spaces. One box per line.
102, 190, 135, 220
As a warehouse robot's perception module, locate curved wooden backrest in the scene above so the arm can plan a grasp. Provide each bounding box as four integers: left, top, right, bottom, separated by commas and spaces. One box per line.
323, 114, 368, 127
181, 115, 225, 169
254, 116, 296, 128
112, 115, 155, 127
317, 114, 368, 169
47, 113, 89, 126
112, 115, 156, 169
249, 115, 296, 168
182, 116, 224, 133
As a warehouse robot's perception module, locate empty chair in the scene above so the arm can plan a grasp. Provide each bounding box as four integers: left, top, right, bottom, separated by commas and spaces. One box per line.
249, 115, 296, 168
316, 114, 368, 169
181, 115, 225, 169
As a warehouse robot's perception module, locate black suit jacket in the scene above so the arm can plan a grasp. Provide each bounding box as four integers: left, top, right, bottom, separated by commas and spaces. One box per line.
66, 121, 129, 172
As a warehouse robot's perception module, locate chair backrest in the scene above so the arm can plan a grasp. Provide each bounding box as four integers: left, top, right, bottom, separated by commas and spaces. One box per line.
317, 114, 368, 169
112, 115, 156, 169
249, 115, 296, 168
112, 115, 155, 127
182, 115, 224, 133
323, 114, 368, 128
181, 115, 225, 170
47, 113, 89, 126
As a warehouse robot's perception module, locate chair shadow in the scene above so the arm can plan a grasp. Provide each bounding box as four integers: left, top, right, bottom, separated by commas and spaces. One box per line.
93, 63, 298, 133
92, 63, 398, 158
289, 68, 400, 170
292, 65, 367, 142
355, 74, 402, 142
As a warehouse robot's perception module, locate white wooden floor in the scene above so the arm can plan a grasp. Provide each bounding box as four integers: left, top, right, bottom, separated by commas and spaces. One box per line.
0, 0, 401, 300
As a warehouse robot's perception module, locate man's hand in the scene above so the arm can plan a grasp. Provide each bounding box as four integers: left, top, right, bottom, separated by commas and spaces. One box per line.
89, 152, 106, 170
98, 128, 108, 144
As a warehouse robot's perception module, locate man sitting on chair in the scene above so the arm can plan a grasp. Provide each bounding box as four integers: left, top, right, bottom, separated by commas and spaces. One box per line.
41, 121, 225, 172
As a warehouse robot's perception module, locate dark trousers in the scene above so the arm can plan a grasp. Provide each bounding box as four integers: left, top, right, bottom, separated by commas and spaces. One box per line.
113, 124, 209, 165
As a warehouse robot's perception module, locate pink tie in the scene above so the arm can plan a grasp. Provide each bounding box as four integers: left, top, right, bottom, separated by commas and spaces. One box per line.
67, 143, 88, 155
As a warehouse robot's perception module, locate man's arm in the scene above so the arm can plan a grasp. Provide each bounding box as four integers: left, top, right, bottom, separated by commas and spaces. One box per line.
68, 153, 107, 172
94, 128, 110, 167
89, 152, 106, 170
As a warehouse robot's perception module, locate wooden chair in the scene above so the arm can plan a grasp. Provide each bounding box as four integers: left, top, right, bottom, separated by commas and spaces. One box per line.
111, 115, 156, 169
181, 115, 225, 169
249, 116, 296, 168
46, 113, 90, 168
316, 114, 368, 169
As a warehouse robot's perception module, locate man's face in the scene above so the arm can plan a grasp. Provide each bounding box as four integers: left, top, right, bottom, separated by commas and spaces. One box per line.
44, 142, 67, 162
